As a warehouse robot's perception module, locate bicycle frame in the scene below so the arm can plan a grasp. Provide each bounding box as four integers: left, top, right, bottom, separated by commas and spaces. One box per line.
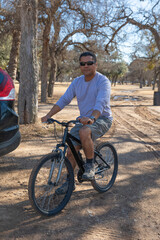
55, 127, 111, 175
54, 125, 85, 173
50, 118, 111, 179
66, 133, 85, 172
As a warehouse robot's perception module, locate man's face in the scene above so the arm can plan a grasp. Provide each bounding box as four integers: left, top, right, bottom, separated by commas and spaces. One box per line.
79, 56, 97, 79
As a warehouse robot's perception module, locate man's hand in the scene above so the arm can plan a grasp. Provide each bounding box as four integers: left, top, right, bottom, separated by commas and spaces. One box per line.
78, 116, 94, 125
41, 115, 49, 123
41, 105, 61, 123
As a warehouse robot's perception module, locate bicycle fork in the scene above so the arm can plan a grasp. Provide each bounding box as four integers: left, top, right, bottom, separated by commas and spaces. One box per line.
48, 149, 65, 186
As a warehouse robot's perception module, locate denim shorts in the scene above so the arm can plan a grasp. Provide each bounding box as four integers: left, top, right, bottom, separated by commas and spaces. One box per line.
70, 116, 112, 146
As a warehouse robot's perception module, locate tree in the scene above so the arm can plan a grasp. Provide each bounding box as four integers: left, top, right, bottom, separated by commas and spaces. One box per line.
42, 0, 100, 99
104, 0, 160, 104
7, 12, 21, 81
0, 0, 21, 81
0, 36, 12, 69
39, 0, 61, 102
18, 0, 38, 124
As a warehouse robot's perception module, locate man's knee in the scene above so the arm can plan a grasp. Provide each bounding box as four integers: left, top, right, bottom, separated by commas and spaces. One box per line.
79, 126, 92, 140
67, 146, 81, 159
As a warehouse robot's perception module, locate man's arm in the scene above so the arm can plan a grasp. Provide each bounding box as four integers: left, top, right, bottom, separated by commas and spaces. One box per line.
91, 109, 101, 120
79, 110, 101, 125
94, 77, 111, 114
41, 80, 76, 123
41, 104, 61, 122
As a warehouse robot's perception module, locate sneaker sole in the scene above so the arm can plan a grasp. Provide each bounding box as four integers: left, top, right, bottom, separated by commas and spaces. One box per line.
81, 175, 95, 181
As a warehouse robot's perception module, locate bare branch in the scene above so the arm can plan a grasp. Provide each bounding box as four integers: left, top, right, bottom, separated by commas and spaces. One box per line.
105, 21, 128, 54
127, 17, 160, 52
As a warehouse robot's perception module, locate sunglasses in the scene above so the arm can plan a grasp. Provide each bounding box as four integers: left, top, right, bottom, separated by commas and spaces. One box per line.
80, 61, 95, 66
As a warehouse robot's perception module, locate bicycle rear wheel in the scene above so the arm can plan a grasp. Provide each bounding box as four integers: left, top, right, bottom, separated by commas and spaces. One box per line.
28, 152, 74, 216
91, 142, 118, 193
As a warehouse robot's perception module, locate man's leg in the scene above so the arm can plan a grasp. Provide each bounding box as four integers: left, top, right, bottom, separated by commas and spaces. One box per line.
67, 145, 81, 170
79, 126, 95, 180
79, 126, 94, 159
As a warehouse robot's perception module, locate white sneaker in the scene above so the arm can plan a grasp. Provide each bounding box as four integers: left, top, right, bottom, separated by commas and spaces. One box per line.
82, 163, 95, 181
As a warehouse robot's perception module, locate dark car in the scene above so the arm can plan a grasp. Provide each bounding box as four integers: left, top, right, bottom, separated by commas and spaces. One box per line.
0, 68, 21, 157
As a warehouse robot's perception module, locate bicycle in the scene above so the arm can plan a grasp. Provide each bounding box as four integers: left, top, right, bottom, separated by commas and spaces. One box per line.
28, 118, 118, 216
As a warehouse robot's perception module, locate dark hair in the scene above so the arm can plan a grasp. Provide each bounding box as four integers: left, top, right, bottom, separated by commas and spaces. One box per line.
79, 51, 97, 62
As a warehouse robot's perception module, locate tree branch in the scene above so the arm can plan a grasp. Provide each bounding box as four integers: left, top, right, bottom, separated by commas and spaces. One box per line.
105, 21, 128, 54
127, 17, 160, 52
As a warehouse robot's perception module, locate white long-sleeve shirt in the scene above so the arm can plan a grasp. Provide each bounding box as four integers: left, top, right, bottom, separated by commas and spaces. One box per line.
56, 72, 113, 120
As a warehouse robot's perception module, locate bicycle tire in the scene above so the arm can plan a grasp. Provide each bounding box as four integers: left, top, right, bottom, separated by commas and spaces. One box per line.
28, 152, 74, 216
91, 142, 118, 193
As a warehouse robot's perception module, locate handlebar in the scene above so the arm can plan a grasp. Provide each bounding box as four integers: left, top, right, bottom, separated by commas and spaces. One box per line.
46, 118, 79, 127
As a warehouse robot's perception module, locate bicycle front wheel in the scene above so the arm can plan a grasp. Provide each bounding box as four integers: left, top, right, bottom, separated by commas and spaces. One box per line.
91, 142, 118, 193
28, 152, 74, 216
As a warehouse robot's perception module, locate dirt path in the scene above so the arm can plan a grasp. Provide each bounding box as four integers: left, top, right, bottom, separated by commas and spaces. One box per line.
0, 84, 160, 240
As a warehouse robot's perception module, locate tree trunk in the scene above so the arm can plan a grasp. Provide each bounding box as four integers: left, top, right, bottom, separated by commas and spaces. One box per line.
48, 52, 57, 97
153, 69, 160, 106
18, 0, 38, 124
139, 77, 143, 88
7, 30, 21, 81
41, 36, 49, 103
157, 73, 160, 92
152, 81, 155, 90
41, 19, 52, 103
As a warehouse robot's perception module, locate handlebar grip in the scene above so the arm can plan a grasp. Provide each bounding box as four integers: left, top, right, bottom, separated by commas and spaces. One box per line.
47, 118, 55, 124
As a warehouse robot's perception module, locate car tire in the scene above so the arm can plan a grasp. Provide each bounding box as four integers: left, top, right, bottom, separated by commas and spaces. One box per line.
0, 131, 21, 157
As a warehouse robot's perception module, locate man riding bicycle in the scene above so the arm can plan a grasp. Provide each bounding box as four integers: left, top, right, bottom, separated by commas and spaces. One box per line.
41, 51, 113, 194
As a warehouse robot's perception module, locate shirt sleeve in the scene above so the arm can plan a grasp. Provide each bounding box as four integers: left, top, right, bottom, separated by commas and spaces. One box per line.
56, 80, 76, 109
93, 77, 111, 114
